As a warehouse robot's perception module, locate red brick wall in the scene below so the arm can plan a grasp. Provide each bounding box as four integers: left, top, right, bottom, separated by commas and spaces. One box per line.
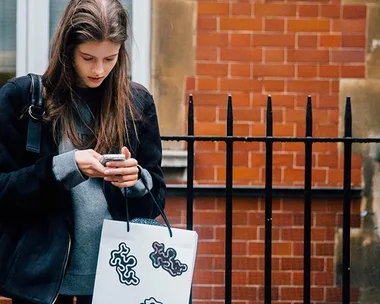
186, 0, 366, 188
180, 0, 367, 303
166, 197, 361, 304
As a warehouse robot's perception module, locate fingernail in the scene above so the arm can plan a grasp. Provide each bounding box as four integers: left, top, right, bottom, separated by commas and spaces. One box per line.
104, 170, 110, 174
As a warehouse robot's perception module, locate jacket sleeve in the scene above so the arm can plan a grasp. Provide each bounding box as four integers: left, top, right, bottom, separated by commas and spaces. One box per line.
0, 81, 65, 212
127, 91, 166, 219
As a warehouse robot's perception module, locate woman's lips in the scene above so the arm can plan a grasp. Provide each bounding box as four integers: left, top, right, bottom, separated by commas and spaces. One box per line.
88, 76, 104, 83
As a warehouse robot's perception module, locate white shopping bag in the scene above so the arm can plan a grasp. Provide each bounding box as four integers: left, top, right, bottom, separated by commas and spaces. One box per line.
92, 219, 198, 304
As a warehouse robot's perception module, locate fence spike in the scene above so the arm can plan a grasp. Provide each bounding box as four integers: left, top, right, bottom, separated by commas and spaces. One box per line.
306, 95, 312, 137
344, 96, 352, 138
266, 95, 273, 137
188, 94, 194, 136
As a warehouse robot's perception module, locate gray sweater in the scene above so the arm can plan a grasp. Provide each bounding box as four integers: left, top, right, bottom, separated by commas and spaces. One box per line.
52, 89, 152, 295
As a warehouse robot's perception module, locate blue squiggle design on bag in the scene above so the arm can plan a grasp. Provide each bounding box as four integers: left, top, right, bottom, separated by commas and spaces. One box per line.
140, 297, 163, 304
149, 241, 188, 277
109, 242, 140, 285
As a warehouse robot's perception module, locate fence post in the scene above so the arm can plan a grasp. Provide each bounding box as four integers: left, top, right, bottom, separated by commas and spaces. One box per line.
265, 95, 273, 304
342, 96, 352, 304
304, 95, 313, 304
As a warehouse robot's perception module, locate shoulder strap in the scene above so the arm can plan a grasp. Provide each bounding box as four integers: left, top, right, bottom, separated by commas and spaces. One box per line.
26, 73, 45, 154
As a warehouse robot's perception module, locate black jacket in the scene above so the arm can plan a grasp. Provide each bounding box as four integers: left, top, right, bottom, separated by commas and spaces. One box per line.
0, 76, 165, 303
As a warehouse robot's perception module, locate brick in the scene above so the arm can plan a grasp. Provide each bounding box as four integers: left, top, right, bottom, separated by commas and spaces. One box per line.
198, 2, 229, 16
272, 242, 292, 255
281, 287, 303, 300
255, 4, 297, 17
259, 288, 281, 302
264, 49, 285, 63
341, 65, 365, 78
220, 17, 262, 31
317, 154, 338, 167
220, 79, 262, 92
232, 286, 258, 300
252, 34, 295, 47
297, 65, 318, 78
195, 152, 226, 166
315, 213, 337, 226
292, 272, 303, 285
248, 271, 264, 284
196, 78, 218, 91
287, 80, 330, 93
194, 167, 215, 180
331, 50, 364, 63
248, 242, 264, 255
197, 241, 225, 255
342, 34, 365, 47
230, 34, 251, 47
297, 5, 319, 17
192, 286, 213, 300
196, 46, 218, 60
288, 50, 329, 63
197, 33, 228, 47
191, 93, 250, 107
315, 242, 335, 256
233, 256, 259, 270
272, 271, 292, 285
197, 17, 217, 31
220, 47, 262, 62
265, 18, 285, 32
230, 63, 251, 77
282, 228, 304, 241
319, 65, 340, 77
332, 19, 366, 33
194, 106, 217, 122
297, 34, 317, 48
253, 65, 294, 77
320, 34, 341, 48
193, 270, 224, 284
343, 5, 367, 19
219, 108, 261, 122
313, 272, 334, 286
231, 3, 252, 16
288, 20, 330, 32
264, 81, 285, 93
321, 4, 341, 18
218, 167, 260, 181
233, 227, 258, 240
197, 63, 228, 77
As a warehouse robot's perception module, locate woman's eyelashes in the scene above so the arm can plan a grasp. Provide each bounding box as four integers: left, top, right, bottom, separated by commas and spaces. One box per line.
82, 57, 116, 62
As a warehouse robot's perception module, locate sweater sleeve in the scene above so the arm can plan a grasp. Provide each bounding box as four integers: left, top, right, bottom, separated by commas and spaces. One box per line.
126, 91, 166, 219
0, 81, 66, 212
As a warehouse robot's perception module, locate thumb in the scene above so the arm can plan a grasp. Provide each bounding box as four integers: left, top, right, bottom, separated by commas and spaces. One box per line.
121, 146, 131, 159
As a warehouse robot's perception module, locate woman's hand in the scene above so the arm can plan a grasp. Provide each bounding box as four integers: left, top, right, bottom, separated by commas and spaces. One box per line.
74, 149, 106, 178
104, 146, 139, 188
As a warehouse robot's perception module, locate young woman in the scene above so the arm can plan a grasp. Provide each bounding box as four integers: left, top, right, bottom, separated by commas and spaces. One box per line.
0, 1, 165, 303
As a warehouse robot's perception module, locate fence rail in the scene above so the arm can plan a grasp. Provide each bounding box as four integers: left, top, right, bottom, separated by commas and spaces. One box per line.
162, 95, 379, 304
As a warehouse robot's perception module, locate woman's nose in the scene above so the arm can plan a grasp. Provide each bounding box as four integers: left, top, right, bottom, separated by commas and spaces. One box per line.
93, 62, 104, 76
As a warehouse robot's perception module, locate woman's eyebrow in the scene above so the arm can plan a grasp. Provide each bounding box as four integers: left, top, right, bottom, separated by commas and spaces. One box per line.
79, 51, 119, 57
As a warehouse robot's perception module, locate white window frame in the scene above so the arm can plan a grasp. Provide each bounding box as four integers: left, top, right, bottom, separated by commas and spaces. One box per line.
16, 0, 151, 90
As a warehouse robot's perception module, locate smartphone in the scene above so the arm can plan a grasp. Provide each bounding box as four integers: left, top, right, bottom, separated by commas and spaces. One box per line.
101, 154, 126, 166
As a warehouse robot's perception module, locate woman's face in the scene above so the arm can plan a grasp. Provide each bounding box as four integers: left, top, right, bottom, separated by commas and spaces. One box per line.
73, 40, 121, 88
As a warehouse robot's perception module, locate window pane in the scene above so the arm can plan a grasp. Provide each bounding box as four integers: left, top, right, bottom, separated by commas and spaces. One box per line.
0, 0, 17, 86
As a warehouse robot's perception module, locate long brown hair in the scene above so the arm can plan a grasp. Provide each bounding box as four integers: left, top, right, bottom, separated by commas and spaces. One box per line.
43, 0, 135, 154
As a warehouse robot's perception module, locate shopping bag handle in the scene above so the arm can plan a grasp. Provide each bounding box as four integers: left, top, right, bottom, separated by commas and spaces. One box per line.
124, 176, 173, 238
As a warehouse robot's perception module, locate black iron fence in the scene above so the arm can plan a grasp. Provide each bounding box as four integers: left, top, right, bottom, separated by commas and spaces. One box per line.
162, 95, 377, 304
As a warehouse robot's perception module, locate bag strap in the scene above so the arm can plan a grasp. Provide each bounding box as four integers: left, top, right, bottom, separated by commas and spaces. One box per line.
124, 177, 173, 238
26, 73, 45, 154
